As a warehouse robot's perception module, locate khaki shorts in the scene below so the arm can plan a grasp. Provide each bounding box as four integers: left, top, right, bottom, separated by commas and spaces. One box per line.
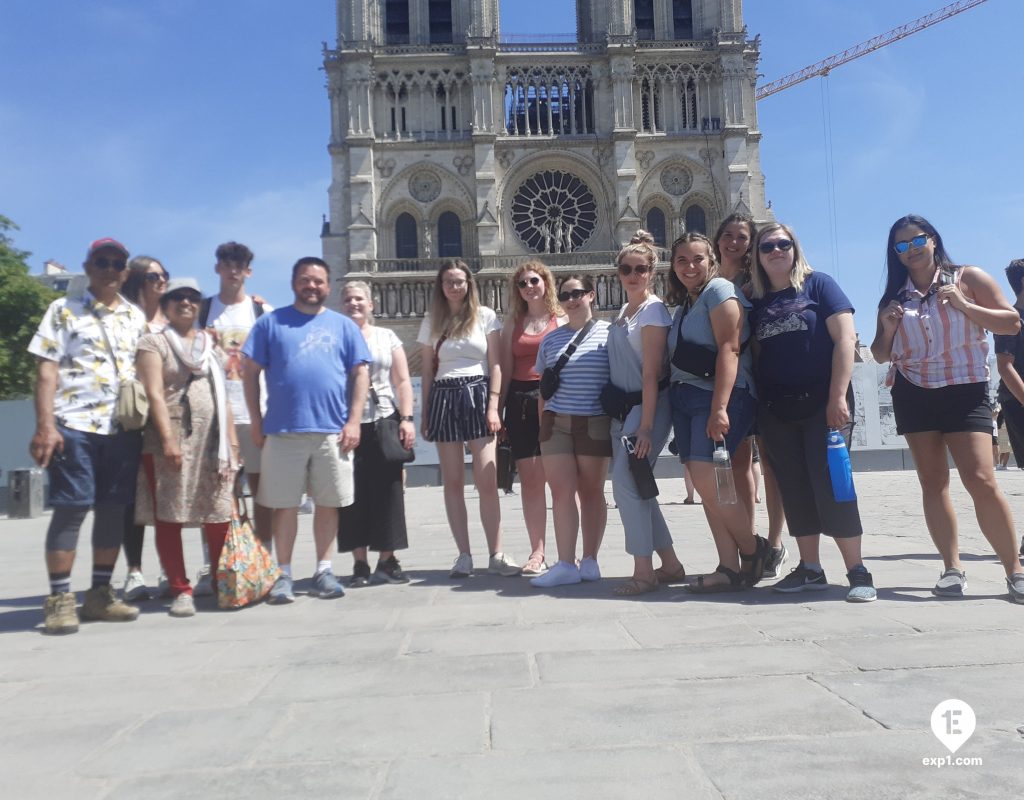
539, 411, 612, 458
257, 432, 354, 508
235, 424, 262, 475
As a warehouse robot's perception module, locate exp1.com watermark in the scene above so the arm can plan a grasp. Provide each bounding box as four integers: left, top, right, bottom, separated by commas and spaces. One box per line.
922, 699, 983, 768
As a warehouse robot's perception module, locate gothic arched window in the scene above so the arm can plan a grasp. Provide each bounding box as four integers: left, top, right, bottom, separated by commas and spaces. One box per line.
437, 211, 462, 257
429, 0, 453, 44
684, 204, 707, 235
673, 0, 694, 39
634, 0, 655, 40
646, 208, 667, 247
395, 213, 418, 259
385, 0, 410, 45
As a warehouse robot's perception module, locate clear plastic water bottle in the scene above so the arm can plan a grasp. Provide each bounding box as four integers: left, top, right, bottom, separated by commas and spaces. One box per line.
713, 442, 738, 505
826, 428, 857, 502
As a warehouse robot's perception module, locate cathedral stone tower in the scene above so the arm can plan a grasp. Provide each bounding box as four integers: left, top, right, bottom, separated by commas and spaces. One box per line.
322, 0, 767, 335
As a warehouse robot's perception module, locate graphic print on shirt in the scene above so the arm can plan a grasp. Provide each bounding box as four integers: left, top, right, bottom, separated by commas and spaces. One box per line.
297, 327, 339, 359
755, 296, 810, 341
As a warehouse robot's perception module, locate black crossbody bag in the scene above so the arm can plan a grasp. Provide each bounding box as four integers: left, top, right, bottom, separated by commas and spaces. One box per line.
539, 320, 596, 401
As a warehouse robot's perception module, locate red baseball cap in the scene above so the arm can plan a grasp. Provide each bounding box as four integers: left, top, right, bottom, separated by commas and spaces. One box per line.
86, 238, 129, 259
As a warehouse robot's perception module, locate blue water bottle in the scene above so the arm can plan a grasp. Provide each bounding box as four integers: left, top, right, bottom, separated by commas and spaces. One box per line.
826, 428, 856, 502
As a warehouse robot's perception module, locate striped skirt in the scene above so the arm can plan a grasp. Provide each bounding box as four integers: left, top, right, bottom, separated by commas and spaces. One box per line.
426, 375, 490, 443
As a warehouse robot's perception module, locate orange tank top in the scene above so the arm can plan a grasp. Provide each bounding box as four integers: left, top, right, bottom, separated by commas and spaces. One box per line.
511, 315, 558, 381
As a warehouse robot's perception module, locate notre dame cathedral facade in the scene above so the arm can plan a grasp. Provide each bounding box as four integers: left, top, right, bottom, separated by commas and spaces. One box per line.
321, 0, 767, 337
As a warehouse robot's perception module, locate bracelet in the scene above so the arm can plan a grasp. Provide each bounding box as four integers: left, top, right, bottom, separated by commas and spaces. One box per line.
400, 415, 414, 422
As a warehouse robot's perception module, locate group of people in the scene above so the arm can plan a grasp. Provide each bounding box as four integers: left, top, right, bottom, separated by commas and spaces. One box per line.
28, 214, 1024, 634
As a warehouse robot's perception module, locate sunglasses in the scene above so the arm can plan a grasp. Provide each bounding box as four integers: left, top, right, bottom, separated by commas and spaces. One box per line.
893, 234, 929, 255
167, 293, 201, 305
93, 256, 127, 271
758, 239, 794, 254
557, 288, 589, 303
517, 276, 542, 289
144, 272, 170, 284
618, 263, 652, 277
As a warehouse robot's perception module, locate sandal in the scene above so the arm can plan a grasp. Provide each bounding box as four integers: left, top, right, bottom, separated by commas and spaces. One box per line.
521, 554, 548, 576
654, 564, 687, 584
613, 577, 659, 596
740, 535, 770, 587
686, 565, 745, 594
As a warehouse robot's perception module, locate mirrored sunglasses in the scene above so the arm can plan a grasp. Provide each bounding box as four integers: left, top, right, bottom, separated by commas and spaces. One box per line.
893, 234, 929, 255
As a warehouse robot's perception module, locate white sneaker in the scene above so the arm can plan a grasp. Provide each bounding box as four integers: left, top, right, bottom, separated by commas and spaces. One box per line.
168, 593, 196, 618
530, 560, 581, 588
450, 553, 474, 578
193, 567, 214, 597
579, 557, 601, 582
488, 552, 522, 577
122, 571, 150, 602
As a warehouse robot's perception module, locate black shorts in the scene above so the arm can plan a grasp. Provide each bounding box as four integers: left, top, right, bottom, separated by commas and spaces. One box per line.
504, 379, 541, 460
891, 371, 992, 435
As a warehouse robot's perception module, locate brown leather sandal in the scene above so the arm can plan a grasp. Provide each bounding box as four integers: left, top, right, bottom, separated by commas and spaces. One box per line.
613, 577, 660, 596
654, 564, 687, 584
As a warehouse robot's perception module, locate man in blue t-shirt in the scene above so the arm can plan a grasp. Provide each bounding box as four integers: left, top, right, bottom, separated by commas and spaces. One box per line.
242, 257, 371, 603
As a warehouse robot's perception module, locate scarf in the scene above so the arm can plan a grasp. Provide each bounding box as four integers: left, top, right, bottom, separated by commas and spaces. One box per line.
162, 327, 232, 473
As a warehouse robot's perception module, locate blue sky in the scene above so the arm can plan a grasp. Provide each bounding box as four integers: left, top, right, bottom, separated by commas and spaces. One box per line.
2, 0, 1021, 339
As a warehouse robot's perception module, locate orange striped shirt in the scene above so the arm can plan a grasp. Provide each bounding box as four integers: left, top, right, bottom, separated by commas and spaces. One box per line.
886, 267, 989, 388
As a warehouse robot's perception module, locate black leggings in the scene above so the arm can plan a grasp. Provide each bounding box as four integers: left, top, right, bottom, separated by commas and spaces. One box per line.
122, 504, 145, 568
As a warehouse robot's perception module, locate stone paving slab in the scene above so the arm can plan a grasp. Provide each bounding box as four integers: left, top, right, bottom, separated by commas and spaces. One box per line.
1, 470, 1023, 799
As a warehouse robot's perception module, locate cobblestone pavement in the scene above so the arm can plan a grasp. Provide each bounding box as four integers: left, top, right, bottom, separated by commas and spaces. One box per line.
2, 470, 1023, 799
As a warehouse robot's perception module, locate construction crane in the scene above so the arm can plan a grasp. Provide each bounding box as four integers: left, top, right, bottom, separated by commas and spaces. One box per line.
755, 0, 989, 100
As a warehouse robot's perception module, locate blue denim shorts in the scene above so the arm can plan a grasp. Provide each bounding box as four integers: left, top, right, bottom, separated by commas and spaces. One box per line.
669, 383, 756, 463
48, 426, 143, 507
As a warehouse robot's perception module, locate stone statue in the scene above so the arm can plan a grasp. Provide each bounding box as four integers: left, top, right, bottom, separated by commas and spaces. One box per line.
423, 227, 432, 258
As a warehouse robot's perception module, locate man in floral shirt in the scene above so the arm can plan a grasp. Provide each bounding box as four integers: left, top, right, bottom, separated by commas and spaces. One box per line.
29, 238, 148, 634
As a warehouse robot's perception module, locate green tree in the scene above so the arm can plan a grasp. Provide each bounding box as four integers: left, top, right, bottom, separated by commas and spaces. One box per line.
0, 216, 59, 399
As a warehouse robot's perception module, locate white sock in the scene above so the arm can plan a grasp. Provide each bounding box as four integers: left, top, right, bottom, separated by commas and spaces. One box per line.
280, 564, 292, 578
317, 560, 332, 575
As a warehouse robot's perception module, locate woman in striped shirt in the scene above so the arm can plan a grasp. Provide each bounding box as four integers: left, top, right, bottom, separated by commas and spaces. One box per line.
529, 276, 612, 588
871, 214, 1024, 603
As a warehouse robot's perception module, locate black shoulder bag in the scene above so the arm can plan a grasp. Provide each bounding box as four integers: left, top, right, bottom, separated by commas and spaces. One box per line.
370, 386, 415, 464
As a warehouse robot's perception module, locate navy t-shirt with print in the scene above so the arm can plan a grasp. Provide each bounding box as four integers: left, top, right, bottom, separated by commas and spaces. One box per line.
994, 309, 1024, 405
749, 271, 853, 396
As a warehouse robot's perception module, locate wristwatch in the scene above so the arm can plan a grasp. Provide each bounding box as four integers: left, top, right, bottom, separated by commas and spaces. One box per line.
400, 415, 414, 422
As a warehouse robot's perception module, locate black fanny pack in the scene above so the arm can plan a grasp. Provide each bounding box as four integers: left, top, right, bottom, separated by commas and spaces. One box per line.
671, 340, 719, 380
599, 378, 669, 422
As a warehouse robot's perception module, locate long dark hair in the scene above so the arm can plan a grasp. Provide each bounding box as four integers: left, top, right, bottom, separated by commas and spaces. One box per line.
665, 233, 719, 307
880, 214, 956, 307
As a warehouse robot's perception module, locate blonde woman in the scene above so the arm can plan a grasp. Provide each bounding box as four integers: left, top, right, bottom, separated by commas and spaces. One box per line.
606, 231, 685, 595
418, 260, 520, 578
338, 281, 415, 585
498, 260, 565, 575
750, 223, 874, 602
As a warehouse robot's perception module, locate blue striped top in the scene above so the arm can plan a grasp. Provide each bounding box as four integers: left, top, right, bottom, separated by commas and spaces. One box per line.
534, 320, 611, 416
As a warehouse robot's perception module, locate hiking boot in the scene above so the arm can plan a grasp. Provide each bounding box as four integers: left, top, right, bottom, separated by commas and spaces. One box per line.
43, 591, 79, 635
80, 585, 140, 622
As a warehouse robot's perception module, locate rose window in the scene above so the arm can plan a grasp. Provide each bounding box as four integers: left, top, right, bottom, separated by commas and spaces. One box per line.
510, 170, 597, 254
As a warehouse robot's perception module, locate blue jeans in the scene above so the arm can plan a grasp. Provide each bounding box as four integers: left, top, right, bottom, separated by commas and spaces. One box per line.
670, 383, 755, 463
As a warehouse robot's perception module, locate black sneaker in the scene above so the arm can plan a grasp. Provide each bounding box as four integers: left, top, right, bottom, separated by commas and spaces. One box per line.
846, 566, 877, 603
373, 556, 410, 585
349, 560, 371, 588
763, 543, 789, 580
772, 561, 828, 593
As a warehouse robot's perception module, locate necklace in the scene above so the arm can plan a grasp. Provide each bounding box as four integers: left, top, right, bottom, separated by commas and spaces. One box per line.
522, 314, 549, 335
